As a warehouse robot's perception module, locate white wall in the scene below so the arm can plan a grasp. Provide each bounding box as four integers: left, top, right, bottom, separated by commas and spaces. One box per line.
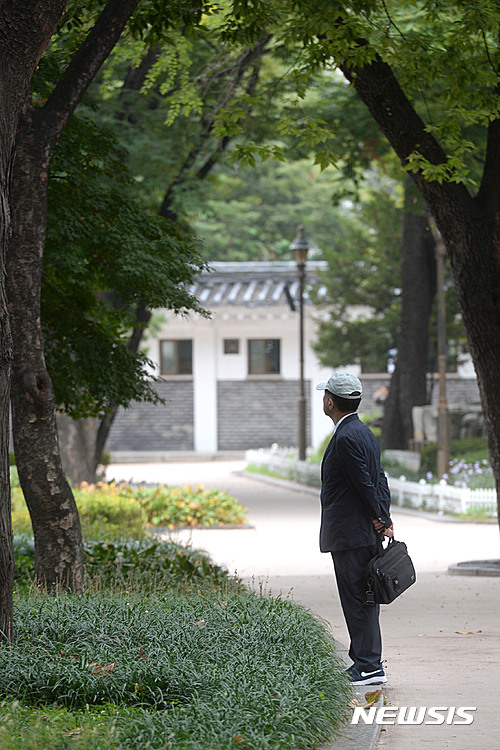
148, 304, 336, 451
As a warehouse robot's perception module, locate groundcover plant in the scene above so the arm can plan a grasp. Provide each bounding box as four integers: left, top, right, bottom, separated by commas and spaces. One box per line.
0, 590, 351, 749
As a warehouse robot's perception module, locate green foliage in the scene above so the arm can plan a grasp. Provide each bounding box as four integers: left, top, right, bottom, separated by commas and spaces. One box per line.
0, 590, 351, 748
75, 487, 147, 541
44, 115, 207, 419
12, 536, 36, 587
83, 539, 236, 590
12, 533, 235, 592
11, 475, 247, 541
133, 484, 248, 528
420, 437, 490, 477
312, 180, 403, 371
11, 480, 147, 541
0, 700, 121, 750
223, 1, 498, 185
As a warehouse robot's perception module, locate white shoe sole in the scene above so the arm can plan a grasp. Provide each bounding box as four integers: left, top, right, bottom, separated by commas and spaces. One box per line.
352, 675, 387, 685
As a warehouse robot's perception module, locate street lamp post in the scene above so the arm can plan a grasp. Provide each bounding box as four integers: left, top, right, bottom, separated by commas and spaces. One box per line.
290, 225, 309, 461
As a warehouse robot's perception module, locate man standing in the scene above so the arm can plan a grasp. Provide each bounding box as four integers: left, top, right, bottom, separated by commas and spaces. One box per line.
317, 372, 393, 686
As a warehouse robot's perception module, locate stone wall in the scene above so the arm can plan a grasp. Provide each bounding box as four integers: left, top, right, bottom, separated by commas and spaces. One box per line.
358, 374, 481, 414
107, 380, 194, 452
217, 380, 311, 451
105, 374, 481, 454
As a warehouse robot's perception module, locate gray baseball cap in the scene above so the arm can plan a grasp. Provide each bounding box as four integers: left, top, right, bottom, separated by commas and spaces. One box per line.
316, 372, 363, 399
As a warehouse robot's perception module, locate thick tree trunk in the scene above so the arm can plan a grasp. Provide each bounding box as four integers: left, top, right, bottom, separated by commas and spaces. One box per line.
0, 176, 14, 641
0, 0, 68, 634
7, 111, 84, 591
6, 0, 142, 585
56, 414, 100, 486
340, 49, 500, 531
439, 209, 500, 528
381, 182, 435, 450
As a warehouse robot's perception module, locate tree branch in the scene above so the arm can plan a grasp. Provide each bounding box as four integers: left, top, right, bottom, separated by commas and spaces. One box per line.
36, 0, 141, 148
159, 33, 272, 219
339, 51, 472, 213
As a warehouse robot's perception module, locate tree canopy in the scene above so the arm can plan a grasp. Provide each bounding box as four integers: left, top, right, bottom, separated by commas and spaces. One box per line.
44, 114, 207, 418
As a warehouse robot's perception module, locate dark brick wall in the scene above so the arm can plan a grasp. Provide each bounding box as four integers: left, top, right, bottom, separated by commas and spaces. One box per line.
217, 380, 311, 451
105, 375, 481, 453
107, 380, 194, 451
358, 375, 481, 414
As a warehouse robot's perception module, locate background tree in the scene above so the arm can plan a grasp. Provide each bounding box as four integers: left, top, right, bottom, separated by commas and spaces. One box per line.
312, 174, 402, 373
0, 0, 67, 641
43, 115, 207, 482
7, 0, 211, 591
220, 0, 500, 528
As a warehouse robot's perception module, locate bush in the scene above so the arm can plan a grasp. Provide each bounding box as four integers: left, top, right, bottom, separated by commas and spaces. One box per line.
0, 590, 351, 749
13, 535, 35, 586
13, 535, 236, 593
83, 539, 236, 591
74, 483, 146, 540
420, 437, 489, 476
11, 476, 247, 539
131, 484, 247, 529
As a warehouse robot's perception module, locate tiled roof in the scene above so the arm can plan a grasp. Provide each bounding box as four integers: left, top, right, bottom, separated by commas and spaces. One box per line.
189, 261, 328, 307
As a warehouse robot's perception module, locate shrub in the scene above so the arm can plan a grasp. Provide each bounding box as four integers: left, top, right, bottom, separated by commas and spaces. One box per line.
13, 535, 35, 586
420, 437, 489, 476
74, 483, 146, 540
83, 539, 236, 591
131, 484, 247, 529
13, 535, 236, 593
11, 476, 247, 539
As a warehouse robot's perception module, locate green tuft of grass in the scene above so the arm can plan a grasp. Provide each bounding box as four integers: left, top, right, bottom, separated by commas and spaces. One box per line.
13, 535, 239, 594
0, 590, 351, 749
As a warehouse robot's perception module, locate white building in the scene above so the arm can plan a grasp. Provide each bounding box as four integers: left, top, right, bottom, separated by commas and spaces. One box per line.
108, 261, 349, 456
107, 261, 480, 458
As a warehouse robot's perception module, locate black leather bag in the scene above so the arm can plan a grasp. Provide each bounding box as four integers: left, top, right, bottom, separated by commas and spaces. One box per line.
365, 535, 416, 606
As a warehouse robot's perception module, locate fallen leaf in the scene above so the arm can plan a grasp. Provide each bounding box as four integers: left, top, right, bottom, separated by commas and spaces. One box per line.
365, 689, 383, 705
137, 647, 147, 659
455, 631, 474, 635
232, 735, 245, 744
196, 619, 206, 628
92, 662, 116, 675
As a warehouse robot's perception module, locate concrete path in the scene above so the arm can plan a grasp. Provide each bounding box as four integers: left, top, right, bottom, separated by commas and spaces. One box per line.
106, 460, 500, 750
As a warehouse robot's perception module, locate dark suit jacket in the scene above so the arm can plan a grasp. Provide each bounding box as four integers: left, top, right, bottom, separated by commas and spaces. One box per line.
320, 413, 392, 553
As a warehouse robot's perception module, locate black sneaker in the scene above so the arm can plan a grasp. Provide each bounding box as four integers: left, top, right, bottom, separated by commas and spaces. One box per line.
346, 665, 387, 685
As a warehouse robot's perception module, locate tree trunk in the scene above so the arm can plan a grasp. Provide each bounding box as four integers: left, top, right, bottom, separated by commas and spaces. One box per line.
56, 414, 100, 486
7, 110, 84, 592
0, 174, 14, 641
439, 209, 500, 529
381, 181, 435, 450
6, 0, 142, 586
340, 50, 500, 530
0, 0, 68, 635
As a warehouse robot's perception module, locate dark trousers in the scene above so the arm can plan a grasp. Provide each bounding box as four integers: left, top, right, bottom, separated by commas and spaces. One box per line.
331, 545, 382, 672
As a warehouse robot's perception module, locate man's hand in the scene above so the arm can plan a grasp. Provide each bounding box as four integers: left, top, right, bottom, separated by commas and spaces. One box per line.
372, 519, 394, 538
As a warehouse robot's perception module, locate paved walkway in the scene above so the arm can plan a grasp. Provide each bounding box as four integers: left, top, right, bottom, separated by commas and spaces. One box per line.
106, 460, 500, 750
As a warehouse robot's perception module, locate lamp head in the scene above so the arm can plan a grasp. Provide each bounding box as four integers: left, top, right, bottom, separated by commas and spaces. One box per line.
290, 224, 309, 267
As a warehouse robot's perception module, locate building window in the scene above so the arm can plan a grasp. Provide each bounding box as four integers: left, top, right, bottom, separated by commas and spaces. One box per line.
248, 339, 280, 374
224, 338, 240, 354
160, 339, 192, 375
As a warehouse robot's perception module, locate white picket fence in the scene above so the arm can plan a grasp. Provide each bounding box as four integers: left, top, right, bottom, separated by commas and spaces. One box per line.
245, 449, 498, 517
387, 476, 497, 516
